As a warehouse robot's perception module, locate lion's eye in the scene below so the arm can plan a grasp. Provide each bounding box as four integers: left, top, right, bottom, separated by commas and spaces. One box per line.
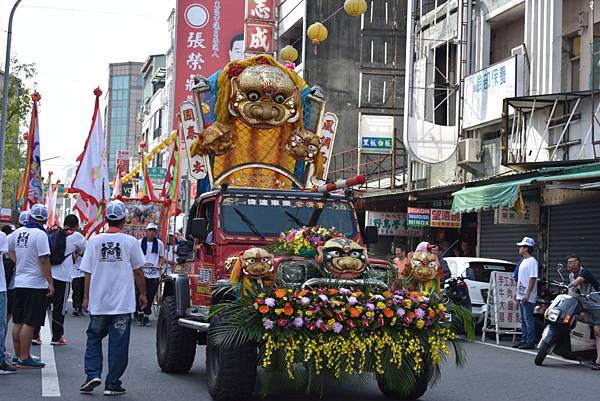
428, 261, 437, 268
261, 257, 270, 263
247, 91, 260, 101
308, 144, 317, 151
247, 258, 255, 264
273, 93, 286, 103
327, 250, 340, 258
412, 260, 421, 267
350, 251, 361, 258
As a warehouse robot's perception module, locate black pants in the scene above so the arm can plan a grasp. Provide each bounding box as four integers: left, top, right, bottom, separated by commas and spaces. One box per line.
34, 279, 69, 341
72, 277, 85, 309
138, 277, 159, 316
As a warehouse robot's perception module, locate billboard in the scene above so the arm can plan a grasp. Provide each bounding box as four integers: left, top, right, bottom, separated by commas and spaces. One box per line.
173, 0, 245, 128
359, 114, 394, 155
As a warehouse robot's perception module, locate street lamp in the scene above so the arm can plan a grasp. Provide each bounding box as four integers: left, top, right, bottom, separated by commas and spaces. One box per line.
0, 0, 23, 205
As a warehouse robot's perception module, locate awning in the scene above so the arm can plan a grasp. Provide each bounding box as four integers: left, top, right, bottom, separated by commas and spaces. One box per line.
451, 162, 600, 213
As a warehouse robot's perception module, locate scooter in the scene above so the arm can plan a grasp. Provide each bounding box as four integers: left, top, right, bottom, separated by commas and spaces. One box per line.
534, 266, 599, 366
443, 276, 472, 312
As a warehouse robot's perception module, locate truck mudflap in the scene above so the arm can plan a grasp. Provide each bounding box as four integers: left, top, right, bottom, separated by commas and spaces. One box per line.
163, 274, 191, 317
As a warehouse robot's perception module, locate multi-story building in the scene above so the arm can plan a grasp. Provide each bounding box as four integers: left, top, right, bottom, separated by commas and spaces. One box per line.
105, 62, 144, 179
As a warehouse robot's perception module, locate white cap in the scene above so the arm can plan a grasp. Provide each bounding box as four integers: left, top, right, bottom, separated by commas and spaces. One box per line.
105, 200, 128, 221
516, 237, 535, 247
18, 211, 30, 225
415, 241, 434, 252
146, 222, 158, 230
29, 204, 48, 222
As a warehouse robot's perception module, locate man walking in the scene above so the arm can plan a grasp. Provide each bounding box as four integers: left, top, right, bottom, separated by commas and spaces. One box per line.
79, 200, 147, 396
8, 204, 54, 368
47, 214, 86, 345
137, 223, 164, 326
514, 236, 538, 350
70, 221, 86, 317
0, 226, 17, 373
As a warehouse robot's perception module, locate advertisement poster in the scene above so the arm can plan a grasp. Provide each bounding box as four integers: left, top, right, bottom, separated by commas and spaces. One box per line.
430, 208, 462, 228
406, 207, 431, 228
488, 271, 522, 329
173, 0, 245, 128
366, 211, 423, 237
122, 200, 168, 240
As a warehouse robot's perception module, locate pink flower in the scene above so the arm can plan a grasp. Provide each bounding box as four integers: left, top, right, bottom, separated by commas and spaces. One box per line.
415, 308, 425, 319
333, 322, 343, 333
263, 319, 274, 329
348, 296, 358, 306
265, 297, 276, 307
293, 317, 304, 328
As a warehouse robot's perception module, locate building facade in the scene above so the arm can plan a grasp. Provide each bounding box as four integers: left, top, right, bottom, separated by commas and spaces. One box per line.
105, 62, 144, 179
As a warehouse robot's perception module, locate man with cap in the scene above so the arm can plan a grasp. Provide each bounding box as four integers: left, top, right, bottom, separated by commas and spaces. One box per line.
7, 204, 54, 368
0, 221, 16, 373
137, 222, 164, 326
79, 200, 147, 396
514, 236, 538, 349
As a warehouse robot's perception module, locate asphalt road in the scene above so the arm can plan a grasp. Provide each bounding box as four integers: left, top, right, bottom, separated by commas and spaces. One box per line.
2, 307, 599, 401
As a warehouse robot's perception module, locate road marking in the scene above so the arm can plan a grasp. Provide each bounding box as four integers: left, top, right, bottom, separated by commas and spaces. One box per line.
475, 341, 582, 365
40, 314, 61, 397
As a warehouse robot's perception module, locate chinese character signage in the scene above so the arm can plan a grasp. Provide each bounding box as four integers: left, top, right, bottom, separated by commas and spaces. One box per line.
179, 101, 208, 181
430, 208, 461, 228
487, 271, 521, 330
318, 112, 338, 181
244, 22, 275, 54
406, 207, 431, 228
173, 0, 245, 128
494, 201, 539, 225
463, 54, 526, 129
365, 211, 423, 237
116, 150, 130, 173
359, 114, 394, 154
245, 0, 276, 21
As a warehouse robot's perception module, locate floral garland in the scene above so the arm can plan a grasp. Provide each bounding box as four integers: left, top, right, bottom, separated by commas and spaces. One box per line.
271, 226, 341, 257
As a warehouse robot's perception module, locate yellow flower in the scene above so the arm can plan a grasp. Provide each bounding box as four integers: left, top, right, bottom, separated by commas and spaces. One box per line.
275, 308, 283, 315
416, 320, 425, 329
306, 310, 313, 317
376, 302, 386, 310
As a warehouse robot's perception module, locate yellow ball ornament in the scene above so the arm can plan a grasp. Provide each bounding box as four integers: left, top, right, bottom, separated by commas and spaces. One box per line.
307, 22, 328, 45
280, 45, 299, 62
164, 137, 173, 146
151, 146, 160, 154
201, 103, 210, 114
344, 0, 368, 17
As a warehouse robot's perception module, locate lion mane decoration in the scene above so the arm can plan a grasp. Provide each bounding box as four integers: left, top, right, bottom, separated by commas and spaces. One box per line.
190, 55, 325, 190
317, 238, 368, 279
404, 251, 441, 293
229, 247, 276, 294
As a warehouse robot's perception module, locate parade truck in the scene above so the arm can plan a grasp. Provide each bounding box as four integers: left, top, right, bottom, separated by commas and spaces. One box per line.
156, 55, 462, 401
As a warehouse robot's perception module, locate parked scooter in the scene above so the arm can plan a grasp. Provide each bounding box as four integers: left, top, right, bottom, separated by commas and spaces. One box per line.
443, 276, 472, 312
535, 265, 600, 366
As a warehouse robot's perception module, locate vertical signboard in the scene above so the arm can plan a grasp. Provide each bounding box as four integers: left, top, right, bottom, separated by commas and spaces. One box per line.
173, 0, 245, 128
116, 150, 130, 173
481, 271, 522, 344
319, 112, 338, 181
244, 0, 277, 56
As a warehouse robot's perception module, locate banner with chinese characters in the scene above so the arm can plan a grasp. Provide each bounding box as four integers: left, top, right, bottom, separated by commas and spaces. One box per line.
406, 207, 431, 228
494, 201, 539, 225
430, 208, 461, 228
173, 0, 245, 128
244, 0, 277, 55
116, 150, 130, 173
365, 211, 423, 237
179, 101, 208, 181
488, 271, 522, 330
319, 112, 338, 181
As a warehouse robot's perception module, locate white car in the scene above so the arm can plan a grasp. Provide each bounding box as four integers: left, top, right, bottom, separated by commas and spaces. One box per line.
443, 257, 517, 323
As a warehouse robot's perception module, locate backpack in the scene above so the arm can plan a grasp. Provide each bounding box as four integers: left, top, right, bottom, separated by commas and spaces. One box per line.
48, 226, 68, 266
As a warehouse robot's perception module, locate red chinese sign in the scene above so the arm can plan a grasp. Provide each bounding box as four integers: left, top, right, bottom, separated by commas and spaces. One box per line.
244, 21, 275, 54
319, 112, 338, 181
173, 0, 245, 129
245, 0, 277, 21
430, 208, 462, 228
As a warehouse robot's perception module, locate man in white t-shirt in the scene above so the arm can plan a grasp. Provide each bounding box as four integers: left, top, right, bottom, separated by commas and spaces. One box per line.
137, 223, 164, 326
7, 204, 53, 369
514, 236, 538, 350
70, 221, 87, 317
0, 228, 17, 374
79, 200, 147, 396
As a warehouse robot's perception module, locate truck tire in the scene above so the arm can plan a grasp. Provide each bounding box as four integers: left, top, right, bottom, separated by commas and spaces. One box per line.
376, 364, 430, 400
206, 313, 257, 401
156, 296, 197, 373
534, 341, 552, 366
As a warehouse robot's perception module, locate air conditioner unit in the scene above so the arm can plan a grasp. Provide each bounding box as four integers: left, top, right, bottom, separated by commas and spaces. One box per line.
457, 138, 481, 164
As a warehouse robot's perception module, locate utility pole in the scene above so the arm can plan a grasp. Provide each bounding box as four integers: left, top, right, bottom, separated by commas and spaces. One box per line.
0, 0, 23, 205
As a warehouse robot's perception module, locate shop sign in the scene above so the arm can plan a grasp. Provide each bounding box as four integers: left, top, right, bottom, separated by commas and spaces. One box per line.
494, 201, 539, 225
485, 271, 522, 330
244, 21, 275, 54
245, 0, 277, 21
365, 211, 423, 237
406, 207, 431, 228
430, 208, 461, 228
359, 114, 394, 154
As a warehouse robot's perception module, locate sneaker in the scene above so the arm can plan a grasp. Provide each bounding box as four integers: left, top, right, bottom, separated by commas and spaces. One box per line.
143, 316, 150, 326
0, 361, 17, 374
31, 337, 42, 345
16, 358, 45, 369
512, 342, 524, 348
12, 354, 40, 364
518, 343, 536, 350
80, 377, 102, 393
103, 384, 126, 396
51, 337, 68, 346
136, 314, 144, 326
73, 309, 81, 317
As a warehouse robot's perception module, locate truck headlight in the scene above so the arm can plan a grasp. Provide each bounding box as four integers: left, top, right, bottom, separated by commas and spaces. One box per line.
547, 308, 560, 322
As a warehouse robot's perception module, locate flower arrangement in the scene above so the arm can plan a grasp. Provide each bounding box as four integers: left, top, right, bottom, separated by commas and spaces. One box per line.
271, 226, 341, 257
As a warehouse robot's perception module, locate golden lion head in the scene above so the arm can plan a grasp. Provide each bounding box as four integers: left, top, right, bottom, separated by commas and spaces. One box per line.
240, 247, 274, 278
286, 129, 322, 161
318, 238, 367, 279
405, 252, 439, 283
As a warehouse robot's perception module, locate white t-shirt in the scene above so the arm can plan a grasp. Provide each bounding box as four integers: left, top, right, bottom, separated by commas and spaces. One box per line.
6, 232, 16, 289
139, 238, 164, 279
80, 232, 146, 315
164, 244, 177, 274
0, 232, 7, 292
517, 256, 538, 303
52, 231, 87, 282
8, 226, 51, 289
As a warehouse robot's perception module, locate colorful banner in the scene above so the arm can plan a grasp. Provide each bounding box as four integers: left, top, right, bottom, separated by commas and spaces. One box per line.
406, 207, 431, 228
173, 0, 245, 128
430, 208, 461, 228
17, 92, 43, 210
365, 211, 423, 237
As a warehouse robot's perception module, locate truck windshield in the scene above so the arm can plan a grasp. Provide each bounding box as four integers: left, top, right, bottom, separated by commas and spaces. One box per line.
220, 194, 357, 237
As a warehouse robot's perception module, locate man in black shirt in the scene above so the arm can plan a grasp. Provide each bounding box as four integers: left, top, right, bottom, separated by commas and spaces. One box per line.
566, 255, 600, 370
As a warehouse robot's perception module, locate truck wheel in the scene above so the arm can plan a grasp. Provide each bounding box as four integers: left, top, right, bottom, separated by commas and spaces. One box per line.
376, 363, 430, 400
206, 314, 257, 401
156, 296, 197, 373
534, 341, 553, 366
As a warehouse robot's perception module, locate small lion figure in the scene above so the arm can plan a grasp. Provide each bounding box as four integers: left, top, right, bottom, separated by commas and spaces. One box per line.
230, 248, 275, 294
317, 238, 367, 279
286, 129, 322, 161
404, 251, 441, 293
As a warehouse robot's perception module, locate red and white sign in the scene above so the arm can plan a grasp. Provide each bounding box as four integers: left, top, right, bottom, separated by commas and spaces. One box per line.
244, 21, 275, 54
116, 150, 130, 173
179, 101, 208, 181
173, 0, 245, 128
430, 208, 462, 228
319, 112, 338, 181
245, 0, 277, 21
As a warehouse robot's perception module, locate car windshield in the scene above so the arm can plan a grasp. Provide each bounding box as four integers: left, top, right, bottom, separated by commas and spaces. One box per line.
465, 262, 516, 282
220, 194, 357, 237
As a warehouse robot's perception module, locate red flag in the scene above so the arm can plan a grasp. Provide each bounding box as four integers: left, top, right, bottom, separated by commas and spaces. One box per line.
17, 92, 43, 210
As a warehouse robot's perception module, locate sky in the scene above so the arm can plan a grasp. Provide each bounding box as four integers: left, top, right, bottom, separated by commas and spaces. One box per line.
0, 0, 175, 183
